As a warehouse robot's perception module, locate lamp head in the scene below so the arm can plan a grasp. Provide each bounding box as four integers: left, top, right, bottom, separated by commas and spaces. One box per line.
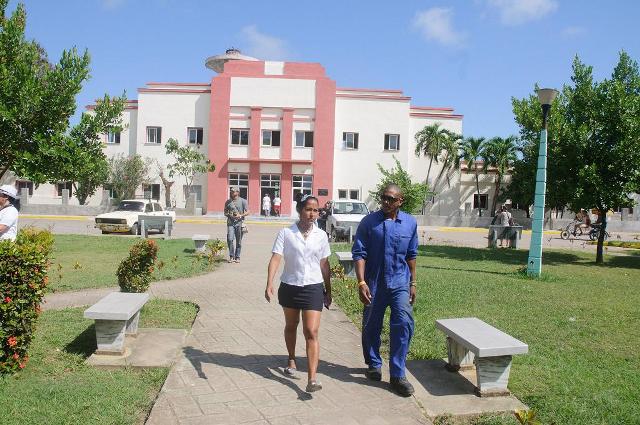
537, 88, 558, 107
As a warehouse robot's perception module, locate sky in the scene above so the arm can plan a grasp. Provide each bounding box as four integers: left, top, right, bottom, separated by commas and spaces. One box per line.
10, 0, 640, 138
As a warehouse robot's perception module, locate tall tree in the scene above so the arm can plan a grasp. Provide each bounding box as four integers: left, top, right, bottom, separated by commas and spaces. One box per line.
165, 138, 215, 207
0, 1, 91, 181
414, 123, 459, 213
511, 52, 640, 263
457, 137, 487, 216
108, 154, 151, 201
485, 136, 518, 215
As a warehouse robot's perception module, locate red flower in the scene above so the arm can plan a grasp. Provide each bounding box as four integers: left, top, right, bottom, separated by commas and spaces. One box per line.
18, 363, 25, 369
7, 336, 17, 348
43, 276, 49, 286
12, 353, 20, 360
4, 297, 11, 303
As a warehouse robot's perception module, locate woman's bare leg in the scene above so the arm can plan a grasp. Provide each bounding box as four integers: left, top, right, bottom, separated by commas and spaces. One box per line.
283, 307, 300, 368
302, 309, 322, 381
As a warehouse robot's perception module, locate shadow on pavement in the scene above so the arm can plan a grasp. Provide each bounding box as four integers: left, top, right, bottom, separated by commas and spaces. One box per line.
183, 346, 393, 400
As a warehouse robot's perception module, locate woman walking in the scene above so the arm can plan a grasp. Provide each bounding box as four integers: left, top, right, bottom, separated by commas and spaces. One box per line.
265, 195, 332, 392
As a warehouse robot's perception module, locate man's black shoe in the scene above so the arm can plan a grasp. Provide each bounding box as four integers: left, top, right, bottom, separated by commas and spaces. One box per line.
365, 366, 382, 381
390, 377, 414, 397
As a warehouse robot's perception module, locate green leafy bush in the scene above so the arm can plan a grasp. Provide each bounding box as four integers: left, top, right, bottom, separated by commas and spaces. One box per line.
0, 228, 53, 375
117, 239, 158, 293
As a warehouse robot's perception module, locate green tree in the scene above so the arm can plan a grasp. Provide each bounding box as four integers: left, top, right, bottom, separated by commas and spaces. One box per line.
485, 136, 518, 215
512, 52, 640, 263
108, 154, 151, 202
369, 157, 428, 214
0, 1, 91, 181
432, 132, 462, 194
457, 137, 487, 216
165, 138, 215, 207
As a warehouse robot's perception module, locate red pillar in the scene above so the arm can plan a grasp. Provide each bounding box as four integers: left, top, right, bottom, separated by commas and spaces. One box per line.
281, 163, 292, 216
207, 76, 231, 213
281, 108, 293, 161
248, 108, 262, 214
313, 78, 336, 207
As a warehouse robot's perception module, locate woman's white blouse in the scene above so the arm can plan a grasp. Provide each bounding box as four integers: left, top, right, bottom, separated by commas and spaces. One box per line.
272, 224, 331, 286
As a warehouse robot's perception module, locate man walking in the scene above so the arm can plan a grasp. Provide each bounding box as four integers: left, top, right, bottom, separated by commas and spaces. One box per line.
352, 183, 418, 396
224, 188, 249, 263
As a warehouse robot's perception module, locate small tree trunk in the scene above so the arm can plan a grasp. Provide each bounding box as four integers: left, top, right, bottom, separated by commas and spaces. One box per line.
596, 211, 607, 264
423, 158, 434, 215
491, 173, 502, 216
474, 169, 482, 217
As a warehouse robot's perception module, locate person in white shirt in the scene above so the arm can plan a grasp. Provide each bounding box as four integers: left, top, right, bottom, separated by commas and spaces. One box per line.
0, 185, 19, 242
262, 194, 272, 216
265, 194, 332, 393
272, 194, 282, 217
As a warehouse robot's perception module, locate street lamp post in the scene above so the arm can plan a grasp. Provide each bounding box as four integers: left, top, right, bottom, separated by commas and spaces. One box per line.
527, 88, 558, 277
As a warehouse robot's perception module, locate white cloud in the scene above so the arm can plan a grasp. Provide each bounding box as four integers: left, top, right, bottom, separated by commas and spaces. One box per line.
487, 0, 558, 26
412, 8, 467, 47
102, 0, 126, 10
241, 25, 290, 61
562, 26, 587, 38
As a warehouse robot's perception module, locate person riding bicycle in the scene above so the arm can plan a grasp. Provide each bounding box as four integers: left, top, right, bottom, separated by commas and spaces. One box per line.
576, 209, 591, 232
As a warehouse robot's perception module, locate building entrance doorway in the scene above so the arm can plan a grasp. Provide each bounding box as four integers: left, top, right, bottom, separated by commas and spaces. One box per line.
260, 174, 280, 216
292, 175, 313, 215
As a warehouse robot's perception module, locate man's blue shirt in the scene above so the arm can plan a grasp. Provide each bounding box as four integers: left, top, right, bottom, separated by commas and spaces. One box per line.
352, 210, 418, 293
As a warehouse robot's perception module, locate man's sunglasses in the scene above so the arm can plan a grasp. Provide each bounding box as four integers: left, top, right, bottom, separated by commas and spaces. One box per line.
381, 195, 401, 203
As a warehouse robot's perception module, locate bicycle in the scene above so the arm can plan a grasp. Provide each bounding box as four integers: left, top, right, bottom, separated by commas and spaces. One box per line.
588, 224, 610, 241
560, 220, 588, 240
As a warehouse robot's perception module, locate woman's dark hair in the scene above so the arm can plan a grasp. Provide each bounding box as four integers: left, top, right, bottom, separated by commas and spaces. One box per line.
296, 194, 319, 214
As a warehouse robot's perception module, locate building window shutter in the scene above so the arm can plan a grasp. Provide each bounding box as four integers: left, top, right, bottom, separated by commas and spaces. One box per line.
384, 134, 389, 150
272, 131, 281, 146
305, 131, 313, 147
197, 128, 203, 145
354, 133, 359, 149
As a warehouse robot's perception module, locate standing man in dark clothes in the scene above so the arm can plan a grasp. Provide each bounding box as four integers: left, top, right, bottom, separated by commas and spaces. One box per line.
351, 183, 418, 396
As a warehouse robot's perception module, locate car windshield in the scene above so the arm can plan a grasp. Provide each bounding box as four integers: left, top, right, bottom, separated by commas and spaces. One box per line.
332, 202, 368, 215
117, 201, 145, 212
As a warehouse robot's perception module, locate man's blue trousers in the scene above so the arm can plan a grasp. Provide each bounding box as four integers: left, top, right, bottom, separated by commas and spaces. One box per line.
361, 283, 414, 378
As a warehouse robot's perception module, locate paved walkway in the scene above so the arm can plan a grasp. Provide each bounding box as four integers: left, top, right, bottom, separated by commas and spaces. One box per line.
44, 228, 431, 425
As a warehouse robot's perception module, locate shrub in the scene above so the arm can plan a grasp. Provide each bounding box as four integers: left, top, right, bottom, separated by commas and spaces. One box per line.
117, 239, 158, 293
0, 228, 53, 375
205, 239, 226, 264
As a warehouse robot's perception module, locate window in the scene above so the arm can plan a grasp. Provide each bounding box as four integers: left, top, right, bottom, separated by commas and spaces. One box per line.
144, 203, 153, 213
231, 129, 249, 145
384, 134, 400, 151
147, 126, 162, 144
15, 180, 33, 196
262, 130, 281, 147
260, 174, 281, 189
293, 175, 313, 202
188, 127, 204, 145
56, 182, 73, 197
152, 203, 162, 212
337, 189, 360, 200
107, 131, 121, 144
343, 132, 359, 150
473, 194, 488, 210
228, 173, 249, 201
294, 131, 314, 148
103, 184, 119, 199
183, 185, 202, 202
142, 184, 160, 200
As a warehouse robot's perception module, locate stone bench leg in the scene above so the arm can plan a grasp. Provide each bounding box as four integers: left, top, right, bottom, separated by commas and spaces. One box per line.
339, 260, 355, 278
445, 337, 475, 371
194, 239, 207, 253
475, 355, 512, 397
126, 310, 141, 336
94, 319, 127, 355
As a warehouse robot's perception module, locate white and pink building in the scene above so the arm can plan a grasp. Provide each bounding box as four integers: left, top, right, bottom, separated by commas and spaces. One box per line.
10, 50, 503, 217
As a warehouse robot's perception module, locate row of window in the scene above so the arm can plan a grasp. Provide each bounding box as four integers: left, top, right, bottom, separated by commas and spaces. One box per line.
228, 173, 313, 202
107, 127, 401, 151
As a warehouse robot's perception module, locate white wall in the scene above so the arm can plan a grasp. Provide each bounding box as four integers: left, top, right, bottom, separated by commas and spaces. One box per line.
231, 77, 316, 108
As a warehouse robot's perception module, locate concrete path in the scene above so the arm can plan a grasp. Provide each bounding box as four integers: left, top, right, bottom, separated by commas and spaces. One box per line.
45, 226, 431, 425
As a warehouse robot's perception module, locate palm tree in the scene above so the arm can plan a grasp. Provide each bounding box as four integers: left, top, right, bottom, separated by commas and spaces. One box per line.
414, 123, 453, 213
485, 136, 518, 215
457, 137, 487, 217
433, 132, 462, 191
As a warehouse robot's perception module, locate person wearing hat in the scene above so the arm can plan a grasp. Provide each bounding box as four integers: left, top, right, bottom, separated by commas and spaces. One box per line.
224, 187, 249, 263
0, 184, 19, 242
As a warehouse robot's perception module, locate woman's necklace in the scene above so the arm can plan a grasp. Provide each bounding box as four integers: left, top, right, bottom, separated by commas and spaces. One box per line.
297, 222, 313, 238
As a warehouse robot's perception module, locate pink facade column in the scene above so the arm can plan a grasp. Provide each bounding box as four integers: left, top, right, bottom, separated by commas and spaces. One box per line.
249, 162, 260, 213
313, 77, 337, 208
281, 164, 292, 217
207, 76, 231, 213
249, 107, 262, 160
281, 108, 293, 161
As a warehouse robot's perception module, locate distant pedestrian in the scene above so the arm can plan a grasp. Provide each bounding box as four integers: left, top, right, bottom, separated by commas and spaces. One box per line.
265, 194, 332, 393
497, 205, 512, 247
262, 194, 272, 217
352, 183, 418, 397
224, 188, 249, 263
0, 185, 19, 242
273, 194, 282, 216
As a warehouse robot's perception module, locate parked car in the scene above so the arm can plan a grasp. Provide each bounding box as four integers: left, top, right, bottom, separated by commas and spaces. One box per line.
325, 199, 369, 241
95, 199, 176, 235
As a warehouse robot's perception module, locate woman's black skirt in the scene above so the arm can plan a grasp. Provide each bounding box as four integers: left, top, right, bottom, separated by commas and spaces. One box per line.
278, 282, 324, 311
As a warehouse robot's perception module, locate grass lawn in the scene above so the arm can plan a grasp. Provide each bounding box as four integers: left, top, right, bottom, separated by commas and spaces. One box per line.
330, 244, 640, 425
49, 235, 224, 292
0, 299, 198, 425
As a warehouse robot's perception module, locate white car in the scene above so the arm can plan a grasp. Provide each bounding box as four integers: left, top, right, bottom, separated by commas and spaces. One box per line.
325, 200, 370, 241
95, 199, 176, 235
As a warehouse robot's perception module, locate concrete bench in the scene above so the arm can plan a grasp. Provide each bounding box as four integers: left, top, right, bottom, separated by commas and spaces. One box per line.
84, 292, 150, 355
192, 234, 210, 253
139, 215, 173, 238
436, 317, 528, 397
488, 225, 523, 249
335, 251, 355, 277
